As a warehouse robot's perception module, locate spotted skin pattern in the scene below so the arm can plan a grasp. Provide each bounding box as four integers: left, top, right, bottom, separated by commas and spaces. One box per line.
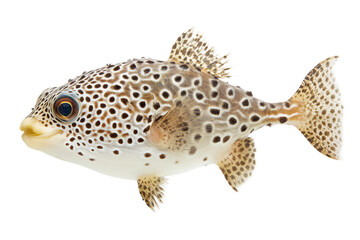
21, 29, 343, 210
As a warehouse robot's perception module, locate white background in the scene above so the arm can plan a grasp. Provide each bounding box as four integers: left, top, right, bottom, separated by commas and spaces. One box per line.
0, 1, 359, 239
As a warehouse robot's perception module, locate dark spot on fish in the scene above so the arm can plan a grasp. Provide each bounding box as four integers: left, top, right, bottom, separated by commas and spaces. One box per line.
246, 91, 253, 97
251, 115, 260, 122
205, 124, 213, 133
179, 64, 189, 69
223, 136, 230, 143
241, 125, 247, 132
136, 115, 143, 122
113, 85, 121, 90
211, 91, 218, 98
242, 99, 249, 107
229, 117, 237, 125
189, 146, 197, 155
213, 136, 221, 143
120, 98, 128, 105
109, 108, 116, 114
131, 75, 138, 81
211, 80, 218, 87
139, 101, 146, 108
222, 102, 229, 109
196, 93, 204, 100
153, 102, 160, 110
175, 76, 182, 82
110, 133, 118, 138
143, 125, 150, 133
210, 108, 220, 115
194, 134, 202, 140
162, 91, 170, 99
279, 117, 288, 123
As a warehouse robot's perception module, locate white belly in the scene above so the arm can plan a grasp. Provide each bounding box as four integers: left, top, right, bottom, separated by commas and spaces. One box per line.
43, 138, 232, 180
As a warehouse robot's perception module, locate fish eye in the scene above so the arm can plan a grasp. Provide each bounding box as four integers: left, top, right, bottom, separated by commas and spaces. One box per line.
53, 95, 79, 122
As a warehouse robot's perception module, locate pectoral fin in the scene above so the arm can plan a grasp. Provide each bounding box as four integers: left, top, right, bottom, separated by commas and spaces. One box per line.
217, 137, 256, 191
147, 99, 210, 154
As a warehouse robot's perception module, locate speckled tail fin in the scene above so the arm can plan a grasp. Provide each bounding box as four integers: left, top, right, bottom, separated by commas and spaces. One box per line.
217, 138, 256, 191
169, 28, 230, 78
289, 56, 343, 159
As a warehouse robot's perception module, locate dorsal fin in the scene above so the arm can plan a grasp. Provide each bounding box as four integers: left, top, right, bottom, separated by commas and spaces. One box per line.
169, 28, 231, 79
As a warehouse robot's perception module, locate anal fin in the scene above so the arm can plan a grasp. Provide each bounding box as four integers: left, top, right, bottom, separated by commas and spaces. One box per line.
217, 138, 256, 191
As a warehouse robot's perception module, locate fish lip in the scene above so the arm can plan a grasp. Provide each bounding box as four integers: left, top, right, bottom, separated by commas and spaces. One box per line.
21, 129, 63, 139
20, 117, 63, 140
21, 129, 65, 152
21, 124, 64, 151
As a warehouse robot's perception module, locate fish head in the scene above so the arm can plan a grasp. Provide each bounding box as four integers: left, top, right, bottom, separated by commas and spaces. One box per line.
20, 84, 84, 158
19, 65, 149, 168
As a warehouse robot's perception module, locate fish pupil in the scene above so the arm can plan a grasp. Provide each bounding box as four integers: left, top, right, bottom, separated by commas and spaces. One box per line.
58, 102, 72, 116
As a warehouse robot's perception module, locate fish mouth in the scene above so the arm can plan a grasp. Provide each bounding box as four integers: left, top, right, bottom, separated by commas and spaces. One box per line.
20, 118, 63, 150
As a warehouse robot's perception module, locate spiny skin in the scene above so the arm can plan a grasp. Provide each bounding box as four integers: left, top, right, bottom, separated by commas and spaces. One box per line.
21, 29, 342, 210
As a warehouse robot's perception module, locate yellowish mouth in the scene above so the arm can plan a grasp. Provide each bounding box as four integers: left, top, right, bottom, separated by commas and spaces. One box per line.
20, 118, 63, 150
21, 125, 43, 137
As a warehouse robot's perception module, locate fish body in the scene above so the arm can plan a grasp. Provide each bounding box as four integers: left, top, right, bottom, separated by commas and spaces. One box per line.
20, 29, 343, 209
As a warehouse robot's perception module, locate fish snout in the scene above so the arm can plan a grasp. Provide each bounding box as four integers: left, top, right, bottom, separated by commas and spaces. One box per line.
20, 118, 63, 150
20, 118, 48, 137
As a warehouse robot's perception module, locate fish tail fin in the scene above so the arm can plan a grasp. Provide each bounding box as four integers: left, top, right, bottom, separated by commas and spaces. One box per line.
289, 56, 343, 159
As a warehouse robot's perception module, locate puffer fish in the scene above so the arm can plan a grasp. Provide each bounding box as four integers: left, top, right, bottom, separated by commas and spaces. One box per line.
20, 29, 343, 210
